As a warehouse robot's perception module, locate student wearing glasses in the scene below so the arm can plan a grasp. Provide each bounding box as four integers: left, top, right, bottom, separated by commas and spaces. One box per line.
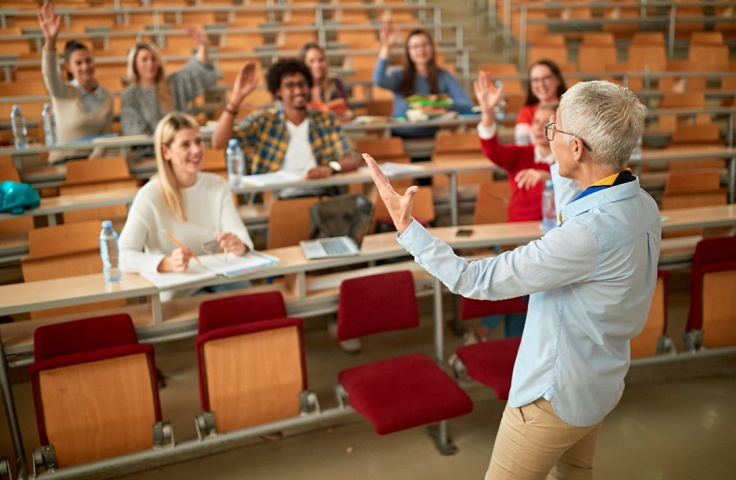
516, 59, 567, 145
212, 59, 360, 180
373, 21, 473, 138
365, 80, 660, 480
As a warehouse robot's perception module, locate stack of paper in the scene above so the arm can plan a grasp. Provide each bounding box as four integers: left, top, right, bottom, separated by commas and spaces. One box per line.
241, 171, 303, 186
141, 252, 279, 289
359, 162, 425, 177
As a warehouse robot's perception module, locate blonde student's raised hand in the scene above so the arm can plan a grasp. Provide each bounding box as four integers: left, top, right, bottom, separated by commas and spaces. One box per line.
363, 153, 417, 233
474, 71, 504, 117
37, 3, 62, 44
231, 61, 259, 105
186, 25, 209, 46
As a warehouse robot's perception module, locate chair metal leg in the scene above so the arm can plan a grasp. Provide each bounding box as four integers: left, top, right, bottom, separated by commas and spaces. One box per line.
427, 421, 459, 456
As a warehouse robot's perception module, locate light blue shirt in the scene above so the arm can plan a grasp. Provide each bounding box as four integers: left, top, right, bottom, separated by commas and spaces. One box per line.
70, 79, 109, 114
397, 176, 661, 426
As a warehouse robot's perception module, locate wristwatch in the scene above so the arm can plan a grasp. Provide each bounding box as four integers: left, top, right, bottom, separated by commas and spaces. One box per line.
329, 161, 342, 174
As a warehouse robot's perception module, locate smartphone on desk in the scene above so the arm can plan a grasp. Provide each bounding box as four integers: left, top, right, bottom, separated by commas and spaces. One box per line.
456, 229, 474, 237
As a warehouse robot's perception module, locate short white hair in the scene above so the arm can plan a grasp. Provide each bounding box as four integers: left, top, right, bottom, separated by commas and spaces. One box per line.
558, 81, 647, 170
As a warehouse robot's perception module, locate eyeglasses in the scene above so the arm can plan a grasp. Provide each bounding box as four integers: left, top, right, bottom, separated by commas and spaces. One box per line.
408, 42, 432, 51
545, 122, 592, 152
531, 74, 555, 84
282, 80, 308, 91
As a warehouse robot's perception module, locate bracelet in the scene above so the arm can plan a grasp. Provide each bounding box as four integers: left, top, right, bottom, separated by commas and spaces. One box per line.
224, 103, 239, 116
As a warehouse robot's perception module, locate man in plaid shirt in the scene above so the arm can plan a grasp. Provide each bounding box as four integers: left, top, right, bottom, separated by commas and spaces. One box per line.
212, 59, 359, 179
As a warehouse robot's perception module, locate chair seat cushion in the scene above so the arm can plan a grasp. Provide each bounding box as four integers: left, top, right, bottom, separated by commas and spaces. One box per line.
338, 354, 473, 435
456, 337, 522, 401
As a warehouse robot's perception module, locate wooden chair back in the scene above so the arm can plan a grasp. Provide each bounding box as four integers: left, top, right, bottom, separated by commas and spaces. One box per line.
432, 132, 482, 157
702, 270, 736, 348
659, 60, 706, 92
665, 124, 726, 170
59, 157, 136, 223
37, 353, 157, 466
657, 92, 708, 132
202, 323, 304, 431
578, 44, 617, 73
473, 181, 510, 225
266, 197, 319, 249
21, 221, 125, 319
662, 170, 727, 237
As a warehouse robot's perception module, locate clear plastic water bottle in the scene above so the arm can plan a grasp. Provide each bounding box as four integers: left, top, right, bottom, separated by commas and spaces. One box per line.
226, 138, 244, 188
541, 180, 556, 233
493, 79, 506, 122
10, 105, 28, 149
99, 220, 121, 283
631, 135, 643, 160
42, 103, 58, 147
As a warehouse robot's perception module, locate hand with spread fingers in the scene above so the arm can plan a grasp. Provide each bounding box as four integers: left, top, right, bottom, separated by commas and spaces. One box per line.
362, 153, 417, 233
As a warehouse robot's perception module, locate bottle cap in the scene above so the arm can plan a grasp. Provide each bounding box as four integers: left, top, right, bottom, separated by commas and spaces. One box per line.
12, 105, 19, 112
101, 220, 112, 229
44, 103, 51, 110
228, 138, 238, 147
545, 180, 554, 189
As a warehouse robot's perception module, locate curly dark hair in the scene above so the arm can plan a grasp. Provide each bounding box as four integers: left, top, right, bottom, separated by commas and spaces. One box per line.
266, 58, 314, 98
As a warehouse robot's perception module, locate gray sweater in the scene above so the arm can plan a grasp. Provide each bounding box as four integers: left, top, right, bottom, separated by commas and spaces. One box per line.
121, 57, 218, 136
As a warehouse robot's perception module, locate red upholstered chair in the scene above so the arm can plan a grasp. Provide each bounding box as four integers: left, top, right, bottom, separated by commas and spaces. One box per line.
451, 297, 527, 401
195, 292, 318, 438
28, 314, 167, 471
685, 237, 736, 351
334, 271, 473, 455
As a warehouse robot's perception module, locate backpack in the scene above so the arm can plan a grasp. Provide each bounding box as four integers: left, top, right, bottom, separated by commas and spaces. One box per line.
308, 193, 374, 240
0, 181, 40, 214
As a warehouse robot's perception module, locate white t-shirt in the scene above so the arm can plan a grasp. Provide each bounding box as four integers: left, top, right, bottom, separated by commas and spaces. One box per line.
281, 119, 316, 173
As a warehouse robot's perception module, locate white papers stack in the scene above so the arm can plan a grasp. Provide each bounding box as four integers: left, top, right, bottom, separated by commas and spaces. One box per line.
359, 162, 425, 177
141, 252, 279, 289
241, 171, 303, 186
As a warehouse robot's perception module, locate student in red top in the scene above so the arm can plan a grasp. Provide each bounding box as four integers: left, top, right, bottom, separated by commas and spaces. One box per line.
515, 59, 567, 145
475, 71, 557, 222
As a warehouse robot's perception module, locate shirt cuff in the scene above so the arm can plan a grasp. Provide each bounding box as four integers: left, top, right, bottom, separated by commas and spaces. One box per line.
477, 122, 497, 140
396, 219, 433, 256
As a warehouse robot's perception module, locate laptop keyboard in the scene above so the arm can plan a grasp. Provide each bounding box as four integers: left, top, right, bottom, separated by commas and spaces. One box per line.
321, 238, 353, 255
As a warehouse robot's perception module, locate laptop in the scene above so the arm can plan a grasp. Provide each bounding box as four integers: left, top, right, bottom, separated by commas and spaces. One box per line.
300, 209, 370, 260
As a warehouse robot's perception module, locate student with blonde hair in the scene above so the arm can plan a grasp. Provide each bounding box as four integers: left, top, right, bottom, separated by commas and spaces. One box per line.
120, 112, 253, 297
121, 29, 218, 138
300, 42, 354, 122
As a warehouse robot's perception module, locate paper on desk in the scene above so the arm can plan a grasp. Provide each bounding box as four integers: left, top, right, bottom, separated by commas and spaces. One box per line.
140, 252, 279, 289
241, 171, 303, 186
358, 162, 425, 177
92, 134, 149, 144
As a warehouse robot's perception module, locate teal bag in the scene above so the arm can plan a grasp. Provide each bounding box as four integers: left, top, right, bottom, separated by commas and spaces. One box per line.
0, 181, 40, 214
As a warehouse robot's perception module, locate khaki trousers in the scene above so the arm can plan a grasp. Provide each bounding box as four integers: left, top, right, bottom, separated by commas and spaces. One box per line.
485, 398, 603, 480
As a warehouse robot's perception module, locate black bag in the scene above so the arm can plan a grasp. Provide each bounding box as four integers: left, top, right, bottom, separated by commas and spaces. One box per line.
308, 193, 374, 241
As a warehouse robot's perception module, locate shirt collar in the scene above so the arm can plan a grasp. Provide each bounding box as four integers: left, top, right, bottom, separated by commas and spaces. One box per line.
534, 146, 555, 165
70, 79, 102, 98
559, 173, 640, 225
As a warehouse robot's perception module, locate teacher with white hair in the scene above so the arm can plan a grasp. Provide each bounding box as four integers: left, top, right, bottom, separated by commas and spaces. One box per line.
363, 80, 661, 480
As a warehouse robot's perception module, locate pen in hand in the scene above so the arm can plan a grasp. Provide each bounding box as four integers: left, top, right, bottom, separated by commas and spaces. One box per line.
163, 230, 202, 265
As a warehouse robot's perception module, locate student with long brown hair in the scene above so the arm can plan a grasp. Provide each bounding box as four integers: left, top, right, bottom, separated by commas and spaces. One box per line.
121, 29, 218, 138
516, 59, 567, 145
37, 3, 113, 163
372, 21, 473, 138
119, 112, 253, 296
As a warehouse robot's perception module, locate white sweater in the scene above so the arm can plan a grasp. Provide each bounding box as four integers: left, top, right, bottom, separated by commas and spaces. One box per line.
119, 173, 253, 274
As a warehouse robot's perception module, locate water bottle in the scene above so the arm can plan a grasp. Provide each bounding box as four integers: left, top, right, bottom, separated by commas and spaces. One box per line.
10, 105, 28, 149
541, 180, 556, 233
226, 138, 244, 188
42, 103, 58, 147
493, 79, 506, 122
631, 135, 643, 160
99, 220, 121, 283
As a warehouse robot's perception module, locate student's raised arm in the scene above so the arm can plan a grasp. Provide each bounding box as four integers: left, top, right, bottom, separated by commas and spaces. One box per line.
212, 61, 259, 149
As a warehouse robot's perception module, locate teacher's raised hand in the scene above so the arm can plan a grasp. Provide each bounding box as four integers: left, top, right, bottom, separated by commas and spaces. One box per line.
362, 153, 417, 234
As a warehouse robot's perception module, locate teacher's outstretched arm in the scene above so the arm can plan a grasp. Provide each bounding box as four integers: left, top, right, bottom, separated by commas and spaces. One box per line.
362, 153, 418, 233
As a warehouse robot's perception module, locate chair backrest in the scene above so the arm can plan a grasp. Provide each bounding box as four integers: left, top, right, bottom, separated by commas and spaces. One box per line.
459, 296, 528, 321
687, 236, 736, 344
578, 44, 618, 73
665, 124, 725, 170
631, 32, 665, 45
658, 92, 708, 132
473, 181, 510, 225
60, 157, 136, 223
196, 293, 306, 431
659, 60, 706, 92
354, 137, 407, 161
22, 221, 125, 319
29, 314, 161, 467
432, 132, 482, 157
266, 196, 319, 249
630, 270, 669, 358
337, 270, 419, 340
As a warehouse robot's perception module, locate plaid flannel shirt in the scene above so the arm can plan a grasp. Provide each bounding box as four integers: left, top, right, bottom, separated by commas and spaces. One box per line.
234, 106, 357, 174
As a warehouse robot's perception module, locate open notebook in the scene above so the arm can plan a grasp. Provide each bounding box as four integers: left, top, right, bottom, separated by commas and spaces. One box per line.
140, 251, 278, 289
